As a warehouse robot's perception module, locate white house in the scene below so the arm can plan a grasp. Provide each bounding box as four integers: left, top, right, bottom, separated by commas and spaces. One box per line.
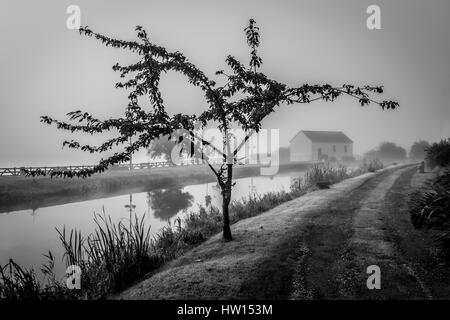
289, 130, 353, 162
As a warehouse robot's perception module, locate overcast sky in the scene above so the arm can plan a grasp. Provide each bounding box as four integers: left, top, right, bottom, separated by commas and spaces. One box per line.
0, 0, 449, 166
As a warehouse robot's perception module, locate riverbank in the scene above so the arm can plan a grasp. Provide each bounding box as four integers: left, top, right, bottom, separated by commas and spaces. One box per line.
118, 164, 421, 299
0, 162, 313, 213
1, 162, 367, 299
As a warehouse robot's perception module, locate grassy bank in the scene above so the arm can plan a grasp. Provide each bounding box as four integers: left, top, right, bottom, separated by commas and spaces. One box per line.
0, 160, 383, 300
0, 162, 312, 213
409, 139, 450, 251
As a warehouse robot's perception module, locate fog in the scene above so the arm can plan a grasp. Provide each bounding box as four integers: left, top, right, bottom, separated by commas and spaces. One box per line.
1, 0, 449, 167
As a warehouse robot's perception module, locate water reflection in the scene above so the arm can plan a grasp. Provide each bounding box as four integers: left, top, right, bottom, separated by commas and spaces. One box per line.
249, 176, 257, 195
124, 194, 136, 216
205, 194, 212, 208
147, 188, 194, 221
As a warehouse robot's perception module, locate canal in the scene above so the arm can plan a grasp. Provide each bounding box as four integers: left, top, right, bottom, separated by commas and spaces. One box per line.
0, 168, 307, 279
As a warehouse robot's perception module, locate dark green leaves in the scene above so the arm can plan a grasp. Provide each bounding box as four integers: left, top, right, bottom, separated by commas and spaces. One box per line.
244, 18, 262, 70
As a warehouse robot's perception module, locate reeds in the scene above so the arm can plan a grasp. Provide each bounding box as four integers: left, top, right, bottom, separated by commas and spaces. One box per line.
303, 163, 350, 186
55, 211, 162, 297
360, 158, 384, 173
230, 191, 293, 220
0, 256, 73, 300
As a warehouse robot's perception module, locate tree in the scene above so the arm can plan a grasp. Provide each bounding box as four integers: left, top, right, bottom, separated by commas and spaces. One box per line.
147, 136, 175, 162
409, 140, 430, 161
147, 135, 193, 164
366, 142, 406, 162
425, 138, 450, 168
31, 19, 398, 240
363, 149, 379, 160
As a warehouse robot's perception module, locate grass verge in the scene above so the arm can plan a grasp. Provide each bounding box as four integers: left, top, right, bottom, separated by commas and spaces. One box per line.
410, 167, 450, 248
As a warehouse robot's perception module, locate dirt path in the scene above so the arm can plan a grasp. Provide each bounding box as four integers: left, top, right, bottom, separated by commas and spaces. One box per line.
118, 165, 450, 300
291, 166, 450, 299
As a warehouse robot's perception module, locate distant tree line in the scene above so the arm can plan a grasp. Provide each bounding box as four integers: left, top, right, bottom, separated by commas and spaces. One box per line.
364, 142, 407, 163
363, 140, 434, 163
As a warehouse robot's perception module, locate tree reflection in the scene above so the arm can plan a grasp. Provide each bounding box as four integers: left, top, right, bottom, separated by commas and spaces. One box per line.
147, 187, 194, 221
205, 194, 212, 208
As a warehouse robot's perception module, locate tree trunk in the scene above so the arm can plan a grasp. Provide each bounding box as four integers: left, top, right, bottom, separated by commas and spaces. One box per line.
222, 194, 232, 240
222, 164, 233, 241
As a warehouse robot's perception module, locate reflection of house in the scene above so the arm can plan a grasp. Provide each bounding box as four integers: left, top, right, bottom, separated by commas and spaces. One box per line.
289, 130, 353, 161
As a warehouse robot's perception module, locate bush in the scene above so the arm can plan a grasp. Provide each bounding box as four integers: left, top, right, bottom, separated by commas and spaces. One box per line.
409, 140, 430, 161
360, 158, 384, 172
230, 191, 293, 221
180, 206, 223, 242
291, 162, 367, 192
410, 168, 450, 247
425, 139, 450, 169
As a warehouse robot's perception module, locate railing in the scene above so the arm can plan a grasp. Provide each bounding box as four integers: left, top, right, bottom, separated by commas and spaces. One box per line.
0, 165, 97, 177
0, 159, 204, 177
111, 159, 203, 171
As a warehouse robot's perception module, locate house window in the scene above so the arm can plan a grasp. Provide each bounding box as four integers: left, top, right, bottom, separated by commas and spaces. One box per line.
344, 145, 348, 153
333, 145, 336, 152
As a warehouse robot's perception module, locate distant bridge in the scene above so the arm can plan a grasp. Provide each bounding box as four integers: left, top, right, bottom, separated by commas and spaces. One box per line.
0, 159, 204, 177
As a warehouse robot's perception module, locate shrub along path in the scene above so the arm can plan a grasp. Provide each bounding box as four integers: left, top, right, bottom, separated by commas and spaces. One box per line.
117, 164, 450, 299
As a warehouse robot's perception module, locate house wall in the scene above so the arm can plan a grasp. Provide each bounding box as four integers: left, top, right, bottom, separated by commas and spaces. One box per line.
311, 142, 353, 161
289, 132, 312, 161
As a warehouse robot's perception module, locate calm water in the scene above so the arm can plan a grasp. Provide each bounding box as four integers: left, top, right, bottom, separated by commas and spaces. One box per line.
0, 170, 305, 279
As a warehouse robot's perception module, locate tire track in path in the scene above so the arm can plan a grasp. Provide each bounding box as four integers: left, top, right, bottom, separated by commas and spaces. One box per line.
290, 166, 428, 299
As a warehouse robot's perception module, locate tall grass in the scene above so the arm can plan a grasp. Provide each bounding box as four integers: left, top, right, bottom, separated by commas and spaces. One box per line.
230, 191, 293, 220
359, 158, 384, 173
303, 163, 350, 185
0, 255, 75, 300
0, 160, 382, 300
0, 259, 46, 300
55, 211, 163, 298
289, 161, 380, 193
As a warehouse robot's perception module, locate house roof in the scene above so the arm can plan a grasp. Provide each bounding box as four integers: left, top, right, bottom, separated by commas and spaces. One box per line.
290, 130, 353, 143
